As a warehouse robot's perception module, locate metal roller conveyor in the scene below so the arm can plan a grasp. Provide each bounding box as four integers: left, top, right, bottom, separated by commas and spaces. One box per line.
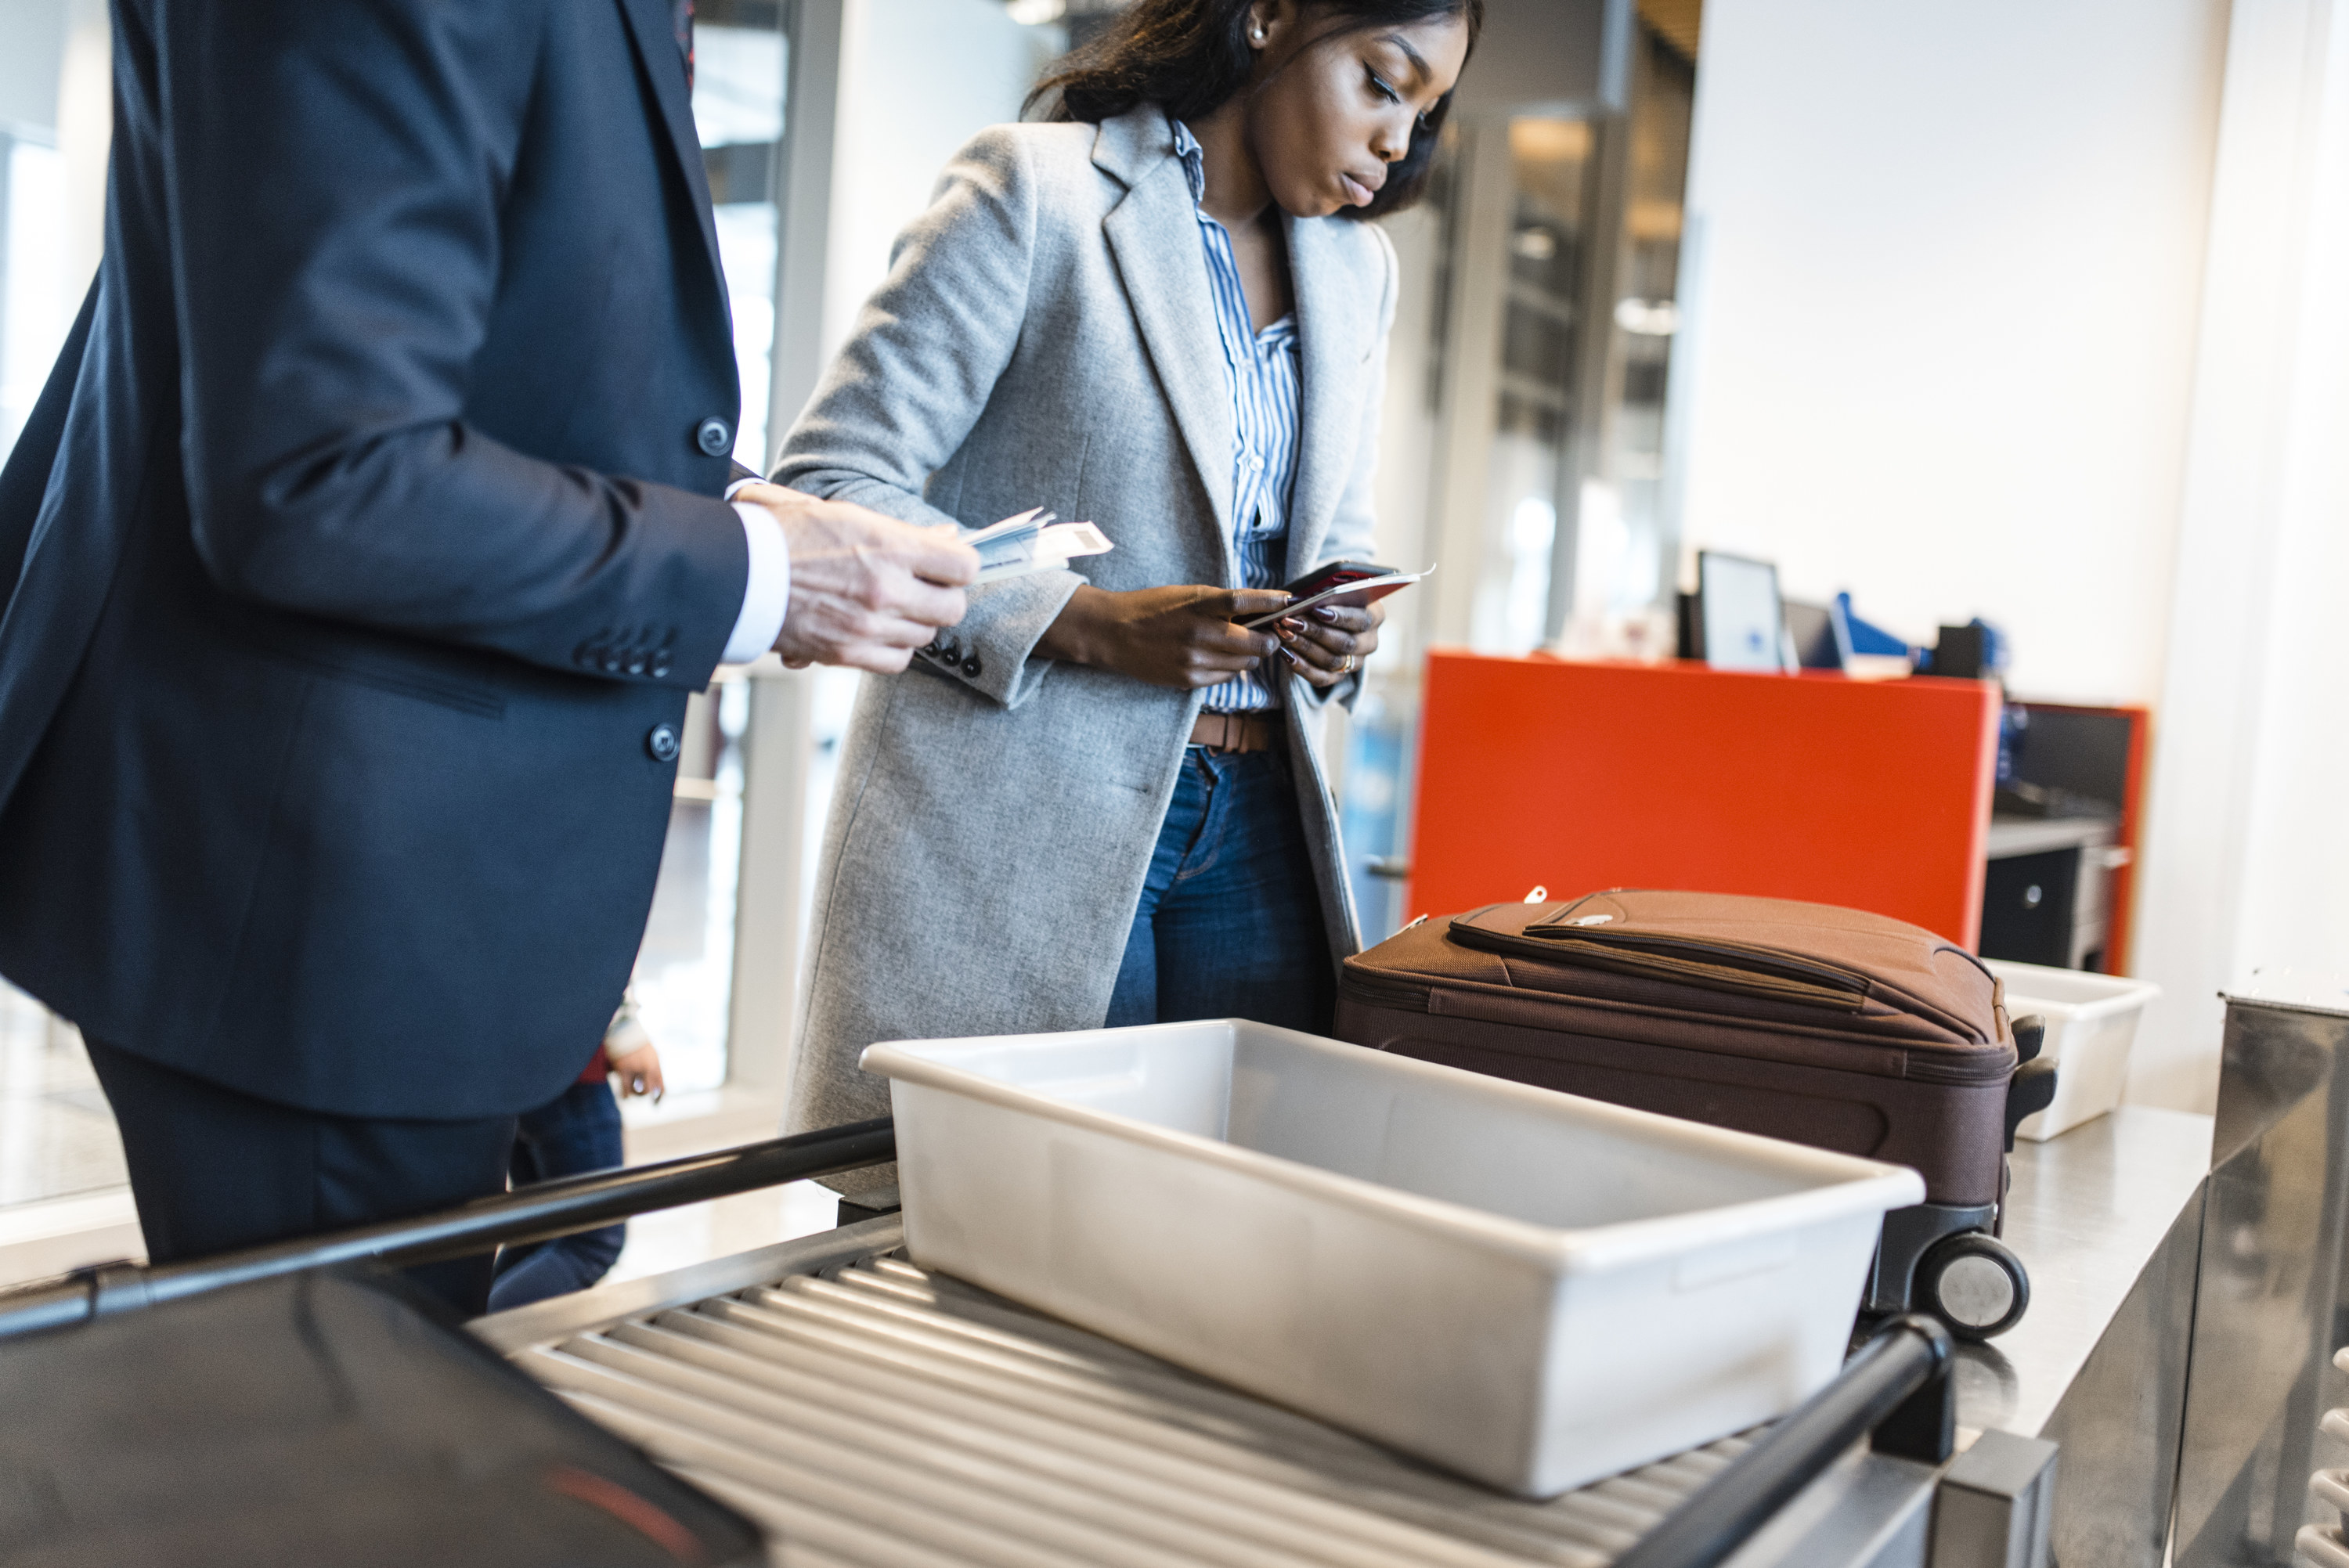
507, 1246, 1749, 1566
475, 1217, 1976, 1568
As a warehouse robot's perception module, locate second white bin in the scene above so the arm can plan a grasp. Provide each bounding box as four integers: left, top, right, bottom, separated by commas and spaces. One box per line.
1984, 959, 2161, 1141
862, 1020, 1925, 1498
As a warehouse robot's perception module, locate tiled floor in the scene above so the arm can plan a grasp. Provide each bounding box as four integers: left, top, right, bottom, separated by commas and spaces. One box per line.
0, 982, 129, 1209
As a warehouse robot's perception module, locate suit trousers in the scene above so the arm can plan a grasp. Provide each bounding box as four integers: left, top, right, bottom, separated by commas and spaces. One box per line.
485, 1078, 628, 1313
84, 1038, 518, 1314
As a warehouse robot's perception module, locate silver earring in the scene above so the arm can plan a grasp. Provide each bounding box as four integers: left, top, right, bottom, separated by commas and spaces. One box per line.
1252, 26, 1266, 41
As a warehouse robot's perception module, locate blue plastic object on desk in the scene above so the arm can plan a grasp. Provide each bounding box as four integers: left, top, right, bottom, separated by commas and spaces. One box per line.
1835, 593, 1918, 659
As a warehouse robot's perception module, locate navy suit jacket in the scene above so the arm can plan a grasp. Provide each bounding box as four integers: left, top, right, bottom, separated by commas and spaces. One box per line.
0, 0, 754, 1118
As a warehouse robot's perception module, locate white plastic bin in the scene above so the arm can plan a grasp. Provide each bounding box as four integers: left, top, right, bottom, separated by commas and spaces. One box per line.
862, 1021, 1925, 1498
1984, 960, 2161, 1141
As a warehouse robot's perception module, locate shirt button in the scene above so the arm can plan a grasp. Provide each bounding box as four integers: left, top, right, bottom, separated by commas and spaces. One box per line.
1243, 451, 1263, 473
695, 416, 732, 456
646, 724, 680, 762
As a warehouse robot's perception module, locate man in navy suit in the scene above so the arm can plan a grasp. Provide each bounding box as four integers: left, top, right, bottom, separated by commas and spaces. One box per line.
0, 0, 975, 1310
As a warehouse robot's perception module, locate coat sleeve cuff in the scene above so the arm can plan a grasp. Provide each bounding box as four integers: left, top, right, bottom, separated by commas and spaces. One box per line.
907, 569, 1081, 708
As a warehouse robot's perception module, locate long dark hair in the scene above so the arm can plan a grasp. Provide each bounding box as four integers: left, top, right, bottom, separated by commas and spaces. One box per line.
1027, 0, 1481, 220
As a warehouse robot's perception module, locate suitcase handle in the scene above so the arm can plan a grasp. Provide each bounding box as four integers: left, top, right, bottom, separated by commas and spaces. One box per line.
1613, 1314, 1955, 1568
0, 1116, 897, 1343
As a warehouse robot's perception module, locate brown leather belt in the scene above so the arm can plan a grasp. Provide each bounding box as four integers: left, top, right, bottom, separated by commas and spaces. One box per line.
1189, 710, 1279, 754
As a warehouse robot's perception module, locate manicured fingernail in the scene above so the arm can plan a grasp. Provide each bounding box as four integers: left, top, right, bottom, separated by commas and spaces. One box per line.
1311, 607, 1337, 622
1281, 647, 1305, 667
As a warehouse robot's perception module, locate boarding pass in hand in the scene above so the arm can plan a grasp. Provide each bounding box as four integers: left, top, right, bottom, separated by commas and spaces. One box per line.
967, 508, 1114, 583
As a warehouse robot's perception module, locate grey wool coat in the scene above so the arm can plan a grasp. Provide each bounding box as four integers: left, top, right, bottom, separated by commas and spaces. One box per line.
774, 104, 1397, 1174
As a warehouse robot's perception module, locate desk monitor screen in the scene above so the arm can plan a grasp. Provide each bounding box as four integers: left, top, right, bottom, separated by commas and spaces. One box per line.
1783, 597, 1851, 672
1698, 550, 1785, 672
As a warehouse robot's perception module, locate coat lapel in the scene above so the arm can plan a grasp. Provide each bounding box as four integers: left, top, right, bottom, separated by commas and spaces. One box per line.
1096, 114, 1239, 559
613, 0, 728, 329
1282, 214, 1377, 578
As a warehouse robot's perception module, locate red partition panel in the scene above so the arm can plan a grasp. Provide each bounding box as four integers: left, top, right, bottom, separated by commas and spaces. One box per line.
1406, 654, 2003, 946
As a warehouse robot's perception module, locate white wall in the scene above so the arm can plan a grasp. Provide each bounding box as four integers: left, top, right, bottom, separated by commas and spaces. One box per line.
2129, 0, 2349, 1110
821, 0, 1061, 375
1667, 0, 2349, 1113
1665, 0, 2228, 705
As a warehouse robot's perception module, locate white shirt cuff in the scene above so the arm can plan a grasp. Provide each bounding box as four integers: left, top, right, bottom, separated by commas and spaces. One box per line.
721, 497, 791, 665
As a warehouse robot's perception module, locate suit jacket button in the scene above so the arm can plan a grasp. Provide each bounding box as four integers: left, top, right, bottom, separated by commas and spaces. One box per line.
695, 416, 733, 456
647, 724, 680, 762
962, 656, 981, 677
650, 654, 671, 679
626, 653, 648, 676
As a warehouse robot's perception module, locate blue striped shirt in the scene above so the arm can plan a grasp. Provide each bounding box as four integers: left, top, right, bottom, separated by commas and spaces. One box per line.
1172, 121, 1301, 715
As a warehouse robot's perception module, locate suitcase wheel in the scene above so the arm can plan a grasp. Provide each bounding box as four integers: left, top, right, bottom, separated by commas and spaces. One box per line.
1916, 1231, 2030, 1341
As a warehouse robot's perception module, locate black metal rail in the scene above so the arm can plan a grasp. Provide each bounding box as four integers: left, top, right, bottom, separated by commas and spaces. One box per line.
0, 1113, 1958, 1566
0, 1115, 895, 1344
1612, 1314, 1955, 1568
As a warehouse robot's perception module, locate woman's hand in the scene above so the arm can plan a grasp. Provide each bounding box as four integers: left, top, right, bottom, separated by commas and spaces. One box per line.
1275, 600, 1385, 688
1037, 585, 1291, 689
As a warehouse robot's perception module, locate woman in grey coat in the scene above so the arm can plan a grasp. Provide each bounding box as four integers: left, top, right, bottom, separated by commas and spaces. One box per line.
774, 0, 1478, 1173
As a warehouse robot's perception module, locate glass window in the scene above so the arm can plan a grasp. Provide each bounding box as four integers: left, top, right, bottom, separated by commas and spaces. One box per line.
0, 133, 74, 463
626, 2, 791, 1098
1477, 117, 1597, 654
693, 3, 789, 470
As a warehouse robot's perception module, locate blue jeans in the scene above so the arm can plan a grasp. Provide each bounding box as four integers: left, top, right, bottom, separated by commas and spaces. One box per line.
487, 1079, 627, 1312
1106, 747, 1334, 1033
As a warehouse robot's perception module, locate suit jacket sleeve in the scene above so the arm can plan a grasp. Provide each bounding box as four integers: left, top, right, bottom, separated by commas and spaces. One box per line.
161, 0, 745, 689
1292, 225, 1398, 712
773, 126, 1077, 709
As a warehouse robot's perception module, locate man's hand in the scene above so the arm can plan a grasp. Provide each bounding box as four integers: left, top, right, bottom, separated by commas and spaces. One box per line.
604, 1040, 666, 1102
1035, 586, 1290, 689
737, 483, 979, 673
1272, 600, 1386, 688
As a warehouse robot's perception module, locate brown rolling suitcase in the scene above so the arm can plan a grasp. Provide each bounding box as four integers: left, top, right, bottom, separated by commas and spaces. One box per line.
1333, 889, 2057, 1339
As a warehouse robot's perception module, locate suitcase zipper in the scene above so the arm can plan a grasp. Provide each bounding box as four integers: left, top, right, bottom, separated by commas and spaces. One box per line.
1452, 921, 1871, 1012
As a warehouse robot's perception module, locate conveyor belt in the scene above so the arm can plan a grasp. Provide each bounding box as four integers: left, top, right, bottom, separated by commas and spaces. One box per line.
511, 1248, 1760, 1568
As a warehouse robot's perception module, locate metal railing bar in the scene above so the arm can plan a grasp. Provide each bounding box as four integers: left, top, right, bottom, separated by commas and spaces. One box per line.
0, 1116, 895, 1343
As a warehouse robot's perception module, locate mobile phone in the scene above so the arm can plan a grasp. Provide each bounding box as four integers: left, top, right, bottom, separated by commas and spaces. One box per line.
1239, 562, 1434, 630
1282, 561, 1395, 600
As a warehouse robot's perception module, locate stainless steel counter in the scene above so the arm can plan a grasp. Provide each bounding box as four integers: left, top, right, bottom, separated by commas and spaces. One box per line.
1967, 1106, 2214, 1567
2173, 984, 2349, 1568
1961, 1105, 2211, 1438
